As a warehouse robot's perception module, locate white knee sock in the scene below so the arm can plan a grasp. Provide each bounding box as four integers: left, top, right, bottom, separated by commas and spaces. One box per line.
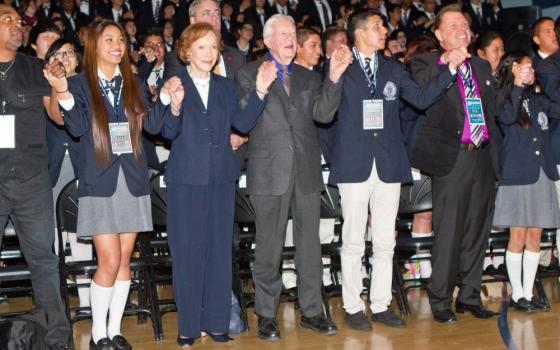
411, 231, 432, 279
77, 276, 91, 307
107, 280, 131, 339
90, 280, 114, 343
523, 250, 540, 301
505, 250, 523, 302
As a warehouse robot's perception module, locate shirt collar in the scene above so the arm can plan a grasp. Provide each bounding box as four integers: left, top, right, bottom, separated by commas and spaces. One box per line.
98, 65, 121, 81
268, 52, 292, 73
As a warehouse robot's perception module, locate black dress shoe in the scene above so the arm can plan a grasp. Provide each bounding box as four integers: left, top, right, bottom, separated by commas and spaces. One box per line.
89, 337, 115, 350
510, 298, 536, 313
111, 335, 131, 350
257, 316, 281, 341
176, 336, 196, 347
205, 332, 233, 342
371, 309, 406, 328
455, 301, 497, 319
432, 309, 457, 323
344, 311, 372, 331
300, 314, 338, 335
530, 297, 550, 312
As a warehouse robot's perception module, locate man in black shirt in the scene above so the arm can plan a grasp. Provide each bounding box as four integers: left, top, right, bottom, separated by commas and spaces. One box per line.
0, 4, 72, 349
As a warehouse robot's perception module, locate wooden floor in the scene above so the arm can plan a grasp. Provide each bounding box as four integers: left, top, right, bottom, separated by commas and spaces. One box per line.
2, 278, 560, 350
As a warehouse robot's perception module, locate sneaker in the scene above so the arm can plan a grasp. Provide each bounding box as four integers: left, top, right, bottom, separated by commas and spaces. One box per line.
344, 311, 372, 331
371, 308, 406, 328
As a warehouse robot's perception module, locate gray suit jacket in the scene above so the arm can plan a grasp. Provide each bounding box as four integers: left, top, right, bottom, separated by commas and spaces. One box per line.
235, 58, 342, 196
163, 45, 246, 80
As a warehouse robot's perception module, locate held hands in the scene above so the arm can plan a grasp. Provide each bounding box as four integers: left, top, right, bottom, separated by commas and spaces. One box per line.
162, 76, 185, 115
329, 45, 353, 83
512, 62, 534, 87
255, 60, 278, 97
440, 47, 471, 71
43, 58, 68, 94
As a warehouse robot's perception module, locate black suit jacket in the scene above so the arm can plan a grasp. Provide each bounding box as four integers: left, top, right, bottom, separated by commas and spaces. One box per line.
132, 0, 164, 34
61, 11, 89, 47
536, 50, 560, 163
410, 53, 500, 177
296, 0, 337, 31
462, 2, 499, 35
98, 3, 132, 22
244, 7, 272, 40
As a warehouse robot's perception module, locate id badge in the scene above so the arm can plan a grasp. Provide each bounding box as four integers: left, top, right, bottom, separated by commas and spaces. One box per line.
466, 98, 485, 125
109, 122, 133, 155
0, 114, 15, 149
363, 100, 383, 130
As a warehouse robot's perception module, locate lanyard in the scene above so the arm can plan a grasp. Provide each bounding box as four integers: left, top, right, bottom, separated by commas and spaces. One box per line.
353, 46, 378, 98
98, 77, 122, 117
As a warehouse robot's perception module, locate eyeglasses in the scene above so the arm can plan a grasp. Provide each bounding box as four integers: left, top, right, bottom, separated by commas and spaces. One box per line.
0, 15, 22, 25
54, 49, 76, 59
145, 42, 165, 49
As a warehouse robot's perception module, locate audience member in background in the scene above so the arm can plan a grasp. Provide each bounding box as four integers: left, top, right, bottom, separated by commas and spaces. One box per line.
401, 35, 440, 281
160, 22, 274, 347
26, 22, 61, 59
386, 4, 401, 35
323, 26, 348, 61
45, 19, 168, 349
98, 0, 134, 22
138, 28, 167, 101
59, 0, 88, 47
133, 0, 164, 35
20, 0, 38, 26
386, 31, 404, 56
163, 19, 175, 52
494, 51, 558, 313
474, 31, 504, 78
462, 0, 499, 36
0, 4, 71, 349
246, 0, 271, 40
221, 0, 236, 46
297, 0, 336, 32
36, 0, 60, 24
532, 17, 558, 68
400, 0, 420, 28
45, 38, 93, 312
123, 18, 140, 60
235, 22, 255, 59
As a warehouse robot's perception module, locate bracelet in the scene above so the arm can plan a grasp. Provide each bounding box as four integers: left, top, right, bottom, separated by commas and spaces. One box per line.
56, 89, 69, 94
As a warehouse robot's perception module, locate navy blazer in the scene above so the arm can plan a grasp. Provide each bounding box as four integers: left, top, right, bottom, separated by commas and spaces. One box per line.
161, 70, 265, 185
328, 54, 455, 185
497, 86, 560, 186
63, 73, 167, 197
46, 119, 80, 187
536, 51, 560, 164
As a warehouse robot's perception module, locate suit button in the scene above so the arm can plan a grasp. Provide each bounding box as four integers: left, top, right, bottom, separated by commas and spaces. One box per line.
533, 137, 538, 142
63, 142, 69, 147
535, 150, 540, 156
288, 146, 293, 150
457, 130, 462, 135
208, 142, 212, 145
204, 128, 209, 131
373, 132, 378, 137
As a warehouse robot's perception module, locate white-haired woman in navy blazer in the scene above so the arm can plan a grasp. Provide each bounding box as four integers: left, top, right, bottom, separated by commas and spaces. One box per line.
493, 51, 560, 314
159, 22, 277, 346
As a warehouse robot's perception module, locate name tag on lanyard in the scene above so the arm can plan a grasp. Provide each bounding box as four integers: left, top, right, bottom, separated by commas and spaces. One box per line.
363, 100, 384, 130
466, 98, 485, 125
109, 122, 133, 155
0, 114, 15, 149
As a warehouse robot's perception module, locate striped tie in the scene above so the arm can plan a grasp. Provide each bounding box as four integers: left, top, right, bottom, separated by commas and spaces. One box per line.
154, 0, 160, 24
459, 62, 483, 147
364, 57, 375, 97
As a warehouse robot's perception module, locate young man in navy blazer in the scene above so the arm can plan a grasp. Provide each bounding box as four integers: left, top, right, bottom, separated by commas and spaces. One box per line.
327, 8, 465, 331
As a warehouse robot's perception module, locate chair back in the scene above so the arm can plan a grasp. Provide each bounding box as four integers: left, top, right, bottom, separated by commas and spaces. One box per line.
150, 171, 167, 229
398, 174, 432, 215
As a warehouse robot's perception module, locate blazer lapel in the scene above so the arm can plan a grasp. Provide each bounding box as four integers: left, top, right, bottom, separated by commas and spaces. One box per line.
180, 68, 207, 112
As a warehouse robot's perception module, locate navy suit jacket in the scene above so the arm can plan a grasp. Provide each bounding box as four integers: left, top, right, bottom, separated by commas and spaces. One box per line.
497, 86, 560, 186
47, 118, 80, 187
161, 70, 265, 185
536, 50, 560, 163
63, 73, 167, 197
328, 54, 455, 185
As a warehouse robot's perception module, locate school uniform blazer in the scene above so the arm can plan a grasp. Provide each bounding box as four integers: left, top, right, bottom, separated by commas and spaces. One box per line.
62, 73, 167, 197
410, 53, 501, 177
46, 119, 80, 187
328, 54, 455, 185
160, 70, 266, 185
497, 86, 560, 186
536, 51, 560, 163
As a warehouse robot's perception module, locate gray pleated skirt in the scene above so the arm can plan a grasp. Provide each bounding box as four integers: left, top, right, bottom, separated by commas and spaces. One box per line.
493, 168, 560, 228
76, 167, 153, 237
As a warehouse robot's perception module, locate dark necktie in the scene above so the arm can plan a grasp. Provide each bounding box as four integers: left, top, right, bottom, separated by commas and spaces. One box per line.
476, 7, 482, 24
281, 66, 290, 96
102, 76, 122, 105
459, 62, 483, 146
154, 68, 162, 86
154, 0, 160, 24
364, 57, 375, 97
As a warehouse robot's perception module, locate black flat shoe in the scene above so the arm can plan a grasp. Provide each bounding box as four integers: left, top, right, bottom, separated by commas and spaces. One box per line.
89, 337, 115, 350
530, 297, 550, 312
111, 335, 131, 350
344, 311, 372, 331
257, 316, 281, 341
432, 309, 457, 323
510, 298, 537, 313
300, 314, 338, 335
176, 336, 196, 347
455, 301, 497, 319
371, 309, 406, 328
205, 332, 233, 342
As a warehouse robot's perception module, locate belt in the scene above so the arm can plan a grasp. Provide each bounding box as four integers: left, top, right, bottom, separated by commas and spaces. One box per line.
460, 140, 489, 151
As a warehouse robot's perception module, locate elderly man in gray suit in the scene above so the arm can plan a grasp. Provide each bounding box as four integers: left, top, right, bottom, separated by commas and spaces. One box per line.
235, 14, 353, 341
